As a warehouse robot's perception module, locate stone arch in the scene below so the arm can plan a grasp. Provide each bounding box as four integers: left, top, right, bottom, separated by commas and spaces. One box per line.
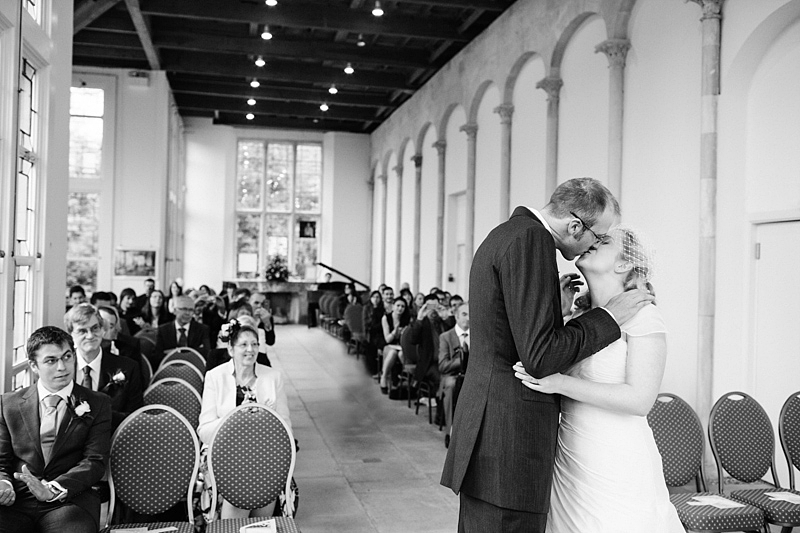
396, 136, 413, 167
381, 150, 394, 177
416, 122, 434, 156
467, 79, 497, 124
610, 0, 639, 39
550, 11, 601, 72
504, 51, 541, 104
438, 103, 461, 142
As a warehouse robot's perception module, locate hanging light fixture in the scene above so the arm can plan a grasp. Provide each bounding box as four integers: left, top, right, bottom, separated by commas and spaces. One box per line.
250, 78, 260, 88
371, 0, 384, 17
265, 0, 277, 6
247, 98, 256, 106
328, 84, 338, 95
246, 113, 255, 120
356, 34, 366, 47
344, 62, 354, 75
261, 26, 273, 40
254, 56, 266, 67
320, 103, 329, 112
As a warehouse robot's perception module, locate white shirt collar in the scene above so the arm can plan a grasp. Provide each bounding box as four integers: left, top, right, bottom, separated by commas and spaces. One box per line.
524, 206, 555, 241
37, 379, 74, 403
454, 324, 469, 338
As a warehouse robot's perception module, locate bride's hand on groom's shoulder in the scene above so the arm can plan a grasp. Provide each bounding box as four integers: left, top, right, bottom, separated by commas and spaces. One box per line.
512, 362, 562, 395
604, 289, 655, 325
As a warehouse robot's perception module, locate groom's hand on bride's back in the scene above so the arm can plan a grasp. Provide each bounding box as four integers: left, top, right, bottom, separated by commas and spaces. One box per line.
603, 289, 654, 325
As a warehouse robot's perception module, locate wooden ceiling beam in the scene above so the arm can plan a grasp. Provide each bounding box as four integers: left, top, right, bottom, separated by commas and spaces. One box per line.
139, 0, 470, 42
169, 79, 396, 109
74, 31, 142, 48
73, 43, 148, 61
77, 13, 137, 33
209, 111, 373, 133
123, 0, 160, 69
74, 0, 122, 34
381, 0, 506, 10
174, 94, 379, 122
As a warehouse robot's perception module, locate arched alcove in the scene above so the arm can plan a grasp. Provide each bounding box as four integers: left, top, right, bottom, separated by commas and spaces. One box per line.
474, 83, 502, 249
384, 152, 398, 288
443, 106, 468, 295
419, 124, 439, 292
399, 138, 416, 289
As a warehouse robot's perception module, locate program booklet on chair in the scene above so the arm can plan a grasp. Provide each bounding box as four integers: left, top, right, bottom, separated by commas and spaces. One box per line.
239, 519, 277, 533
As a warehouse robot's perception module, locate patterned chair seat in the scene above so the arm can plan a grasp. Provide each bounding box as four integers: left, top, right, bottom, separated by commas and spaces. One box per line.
153, 361, 204, 395
104, 521, 194, 533
731, 488, 800, 523
669, 492, 765, 531
207, 516, 300, 533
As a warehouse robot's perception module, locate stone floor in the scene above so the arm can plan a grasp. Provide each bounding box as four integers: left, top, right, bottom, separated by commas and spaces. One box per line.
270, 325, 459, 533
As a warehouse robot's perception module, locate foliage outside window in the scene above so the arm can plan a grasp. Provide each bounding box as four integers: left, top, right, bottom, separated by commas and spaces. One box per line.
235, 140, 322, 281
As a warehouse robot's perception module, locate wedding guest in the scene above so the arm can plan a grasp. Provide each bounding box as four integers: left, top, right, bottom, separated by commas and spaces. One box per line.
378, 297, 411, 393
153, 295, 211, 368
165, 280, 183, 314
139, 290, 173, 329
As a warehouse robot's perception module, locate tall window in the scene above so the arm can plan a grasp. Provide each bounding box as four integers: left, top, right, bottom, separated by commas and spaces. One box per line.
66, 87, 104, 292
235, 141, 322, 281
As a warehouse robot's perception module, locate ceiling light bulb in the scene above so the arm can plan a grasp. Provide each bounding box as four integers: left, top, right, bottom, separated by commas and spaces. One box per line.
320, 103, 329, 112
265, 0, 277, 6
356, 34, 366, 47
247, 98, 256, 106
261, 26, 273, 40
344, 63, 354, 75
328, 85, 338, 95
246, 113, 255, 120
255, 56, 266, 67
250, 79, 260, 88
372, 0, 384, 17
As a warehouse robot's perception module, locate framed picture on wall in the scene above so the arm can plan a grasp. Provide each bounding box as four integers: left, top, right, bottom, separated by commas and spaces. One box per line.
114, 249, 156, 277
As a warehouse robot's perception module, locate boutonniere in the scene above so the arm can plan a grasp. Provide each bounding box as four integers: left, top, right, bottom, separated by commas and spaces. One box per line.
101, 370, 127, 393
68, 395, 92, 419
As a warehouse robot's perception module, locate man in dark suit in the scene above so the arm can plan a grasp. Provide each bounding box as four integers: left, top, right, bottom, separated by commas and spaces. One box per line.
406, 294, 447, 386
441, 178, 653, 532
154, 295, 211, 367
66, 304, 143, 432
0, 326, 112, 532
133, 278, 155, 310
438, 301, 469, 444
97, 306, 143, 367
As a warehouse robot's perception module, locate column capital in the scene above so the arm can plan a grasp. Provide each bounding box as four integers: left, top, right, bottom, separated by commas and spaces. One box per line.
460, 122, 478, 138
433, 140, 447, 154
411, 154, 423, 168
393, 164, 403, 176
687, 0, 723, 20
494, 103, 515, 124
536, 76, 563, 102
595, 39, 631, 68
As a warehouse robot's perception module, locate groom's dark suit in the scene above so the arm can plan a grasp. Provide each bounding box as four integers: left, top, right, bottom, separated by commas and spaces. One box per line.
0, 383, 111, 531
441, 207, 620, 528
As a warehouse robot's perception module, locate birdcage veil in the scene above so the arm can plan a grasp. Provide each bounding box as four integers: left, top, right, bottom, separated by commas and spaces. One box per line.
609, 225, 655, 285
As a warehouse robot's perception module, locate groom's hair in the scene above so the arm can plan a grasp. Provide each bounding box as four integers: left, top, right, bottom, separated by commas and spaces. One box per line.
546, 177, 620, 227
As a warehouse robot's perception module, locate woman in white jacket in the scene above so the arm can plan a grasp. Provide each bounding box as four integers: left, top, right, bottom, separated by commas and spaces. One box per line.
197, 316, 291, 518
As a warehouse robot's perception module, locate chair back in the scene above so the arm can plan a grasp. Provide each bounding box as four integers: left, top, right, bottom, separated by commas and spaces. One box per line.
343, 304, 364, 336
646, 393, 706, 489
152, 360, 204, 395
108, 405, 200, 523
709, 391, 779, 489
779, 391, 800, 490
399, 325, 418, 364
162, 347, 207, 374
208, 404, 295, 514
140, 354, 153, 385
144, 378, 202, 428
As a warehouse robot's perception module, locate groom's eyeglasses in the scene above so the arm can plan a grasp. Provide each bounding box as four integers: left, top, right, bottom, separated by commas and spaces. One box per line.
570, 211, 609, 244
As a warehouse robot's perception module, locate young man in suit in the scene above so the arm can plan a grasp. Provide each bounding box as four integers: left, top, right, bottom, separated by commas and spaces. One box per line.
153, 295, 211, 368
0, 326, 112, 532
66, 304, 143, 431
441, 178, 654, 532
438, 301, 469, 445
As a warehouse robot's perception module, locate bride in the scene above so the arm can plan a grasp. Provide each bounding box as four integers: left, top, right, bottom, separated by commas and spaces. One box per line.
514, 226, 683, 531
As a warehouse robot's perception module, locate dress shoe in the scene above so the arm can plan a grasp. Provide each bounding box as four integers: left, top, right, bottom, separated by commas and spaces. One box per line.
445, 434, 450, 448
380, 386, 388, 395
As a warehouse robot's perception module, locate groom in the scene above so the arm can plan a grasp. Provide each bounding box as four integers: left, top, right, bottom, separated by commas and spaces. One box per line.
441, 178, 653, 531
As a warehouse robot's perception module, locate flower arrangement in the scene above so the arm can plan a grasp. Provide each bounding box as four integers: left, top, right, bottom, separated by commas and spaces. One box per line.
265, 255, 289, 282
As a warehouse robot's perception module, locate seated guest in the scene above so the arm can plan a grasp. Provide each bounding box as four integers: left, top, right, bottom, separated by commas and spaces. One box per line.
221, 282, 237, 311
378, 297, 411, 393
0, 326, 112, 533
133, 278, 156, 310
438, 301, 469, 444
66, 304, 143, 431
441, 294, 463, 331
338, 283, 359, 316
97, 306, 145, 377
207, 315, 271, 370
249, 292, 276, 350
66, 285, 86, 312
153, 295, 211, 368
88, 292, 111, 308
232, 288, 251, 304
139, 289, 173, 330
413, 292, 425, 315
197, 318, 291, 518
119, 288, 140, 336
194, 296, 223, 346
362, 291, 385, 375
165, 280, 183, 315
406, 294, 447, 391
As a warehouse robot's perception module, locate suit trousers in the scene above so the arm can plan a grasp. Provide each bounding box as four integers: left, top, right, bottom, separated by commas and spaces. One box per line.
458, 492, 547, 533
0, 493, 97, 533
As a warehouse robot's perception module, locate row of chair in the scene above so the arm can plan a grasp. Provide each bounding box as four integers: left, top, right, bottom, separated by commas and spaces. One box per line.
647, 391, 800, 532
140, 347, 208, 429
105, 402, 296, 532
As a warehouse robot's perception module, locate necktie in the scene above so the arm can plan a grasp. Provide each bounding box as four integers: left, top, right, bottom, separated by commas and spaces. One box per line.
82, 366, 93, 390
178, 327, 188, 347
40, 395, 62, 463
461, 333, 469, 356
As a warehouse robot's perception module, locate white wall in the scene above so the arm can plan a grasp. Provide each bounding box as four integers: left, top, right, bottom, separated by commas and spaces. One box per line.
384, 153, 399, 288
473, 84, 502, 250
419, 126, 439, 292
399, 139, 416, 288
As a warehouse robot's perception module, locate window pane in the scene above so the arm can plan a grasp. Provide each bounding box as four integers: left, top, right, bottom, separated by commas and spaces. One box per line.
13, 265, 32, 365
236, 214, 260, 279
265, 214, 290, 262
295, 144, 322, 213
237, 140, 264, 209
12, 368, 30, 391
266, 143, 293, 212
293, 216, 319, 281
66, 260, 98, 293
69, 116, 104, 179
18, 60, 36, 151
70, 87, 104, 117
67, 193, 99, 257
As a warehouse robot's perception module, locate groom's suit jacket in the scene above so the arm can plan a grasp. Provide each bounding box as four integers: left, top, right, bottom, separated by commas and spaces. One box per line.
0, 383, 111, 526
441, 206, 620, 513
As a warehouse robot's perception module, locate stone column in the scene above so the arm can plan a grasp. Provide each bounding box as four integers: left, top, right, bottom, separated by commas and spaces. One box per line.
494, 104, 514, 220
393, 163, 404, 289
536, 76, 563, 198
411, 154, 423, 292
367, 175, 375, 285
379, 173, 388, 284
689, 0, 724, 433
460, 123, 478, 270
433, 140, 446, 287
595, 39, 630, 200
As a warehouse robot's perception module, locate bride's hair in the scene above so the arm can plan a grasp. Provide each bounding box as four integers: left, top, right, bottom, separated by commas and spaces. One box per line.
613, 226, 656, 300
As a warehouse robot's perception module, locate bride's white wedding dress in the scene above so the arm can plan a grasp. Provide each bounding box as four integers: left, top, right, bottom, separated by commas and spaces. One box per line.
546, 305, 684, 532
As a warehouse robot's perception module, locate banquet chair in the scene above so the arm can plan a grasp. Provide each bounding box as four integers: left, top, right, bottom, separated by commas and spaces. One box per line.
103, 405, 200, 533
343, 303, 365, 358
206, 404, 297, 532
144, 378, 202, 429
779, 392, 800, 490
161, 346, 207, 374
709, 391, 800, 533
646, 393, 764, 532
140, 354, 153, 386
152, 360, 204, 395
